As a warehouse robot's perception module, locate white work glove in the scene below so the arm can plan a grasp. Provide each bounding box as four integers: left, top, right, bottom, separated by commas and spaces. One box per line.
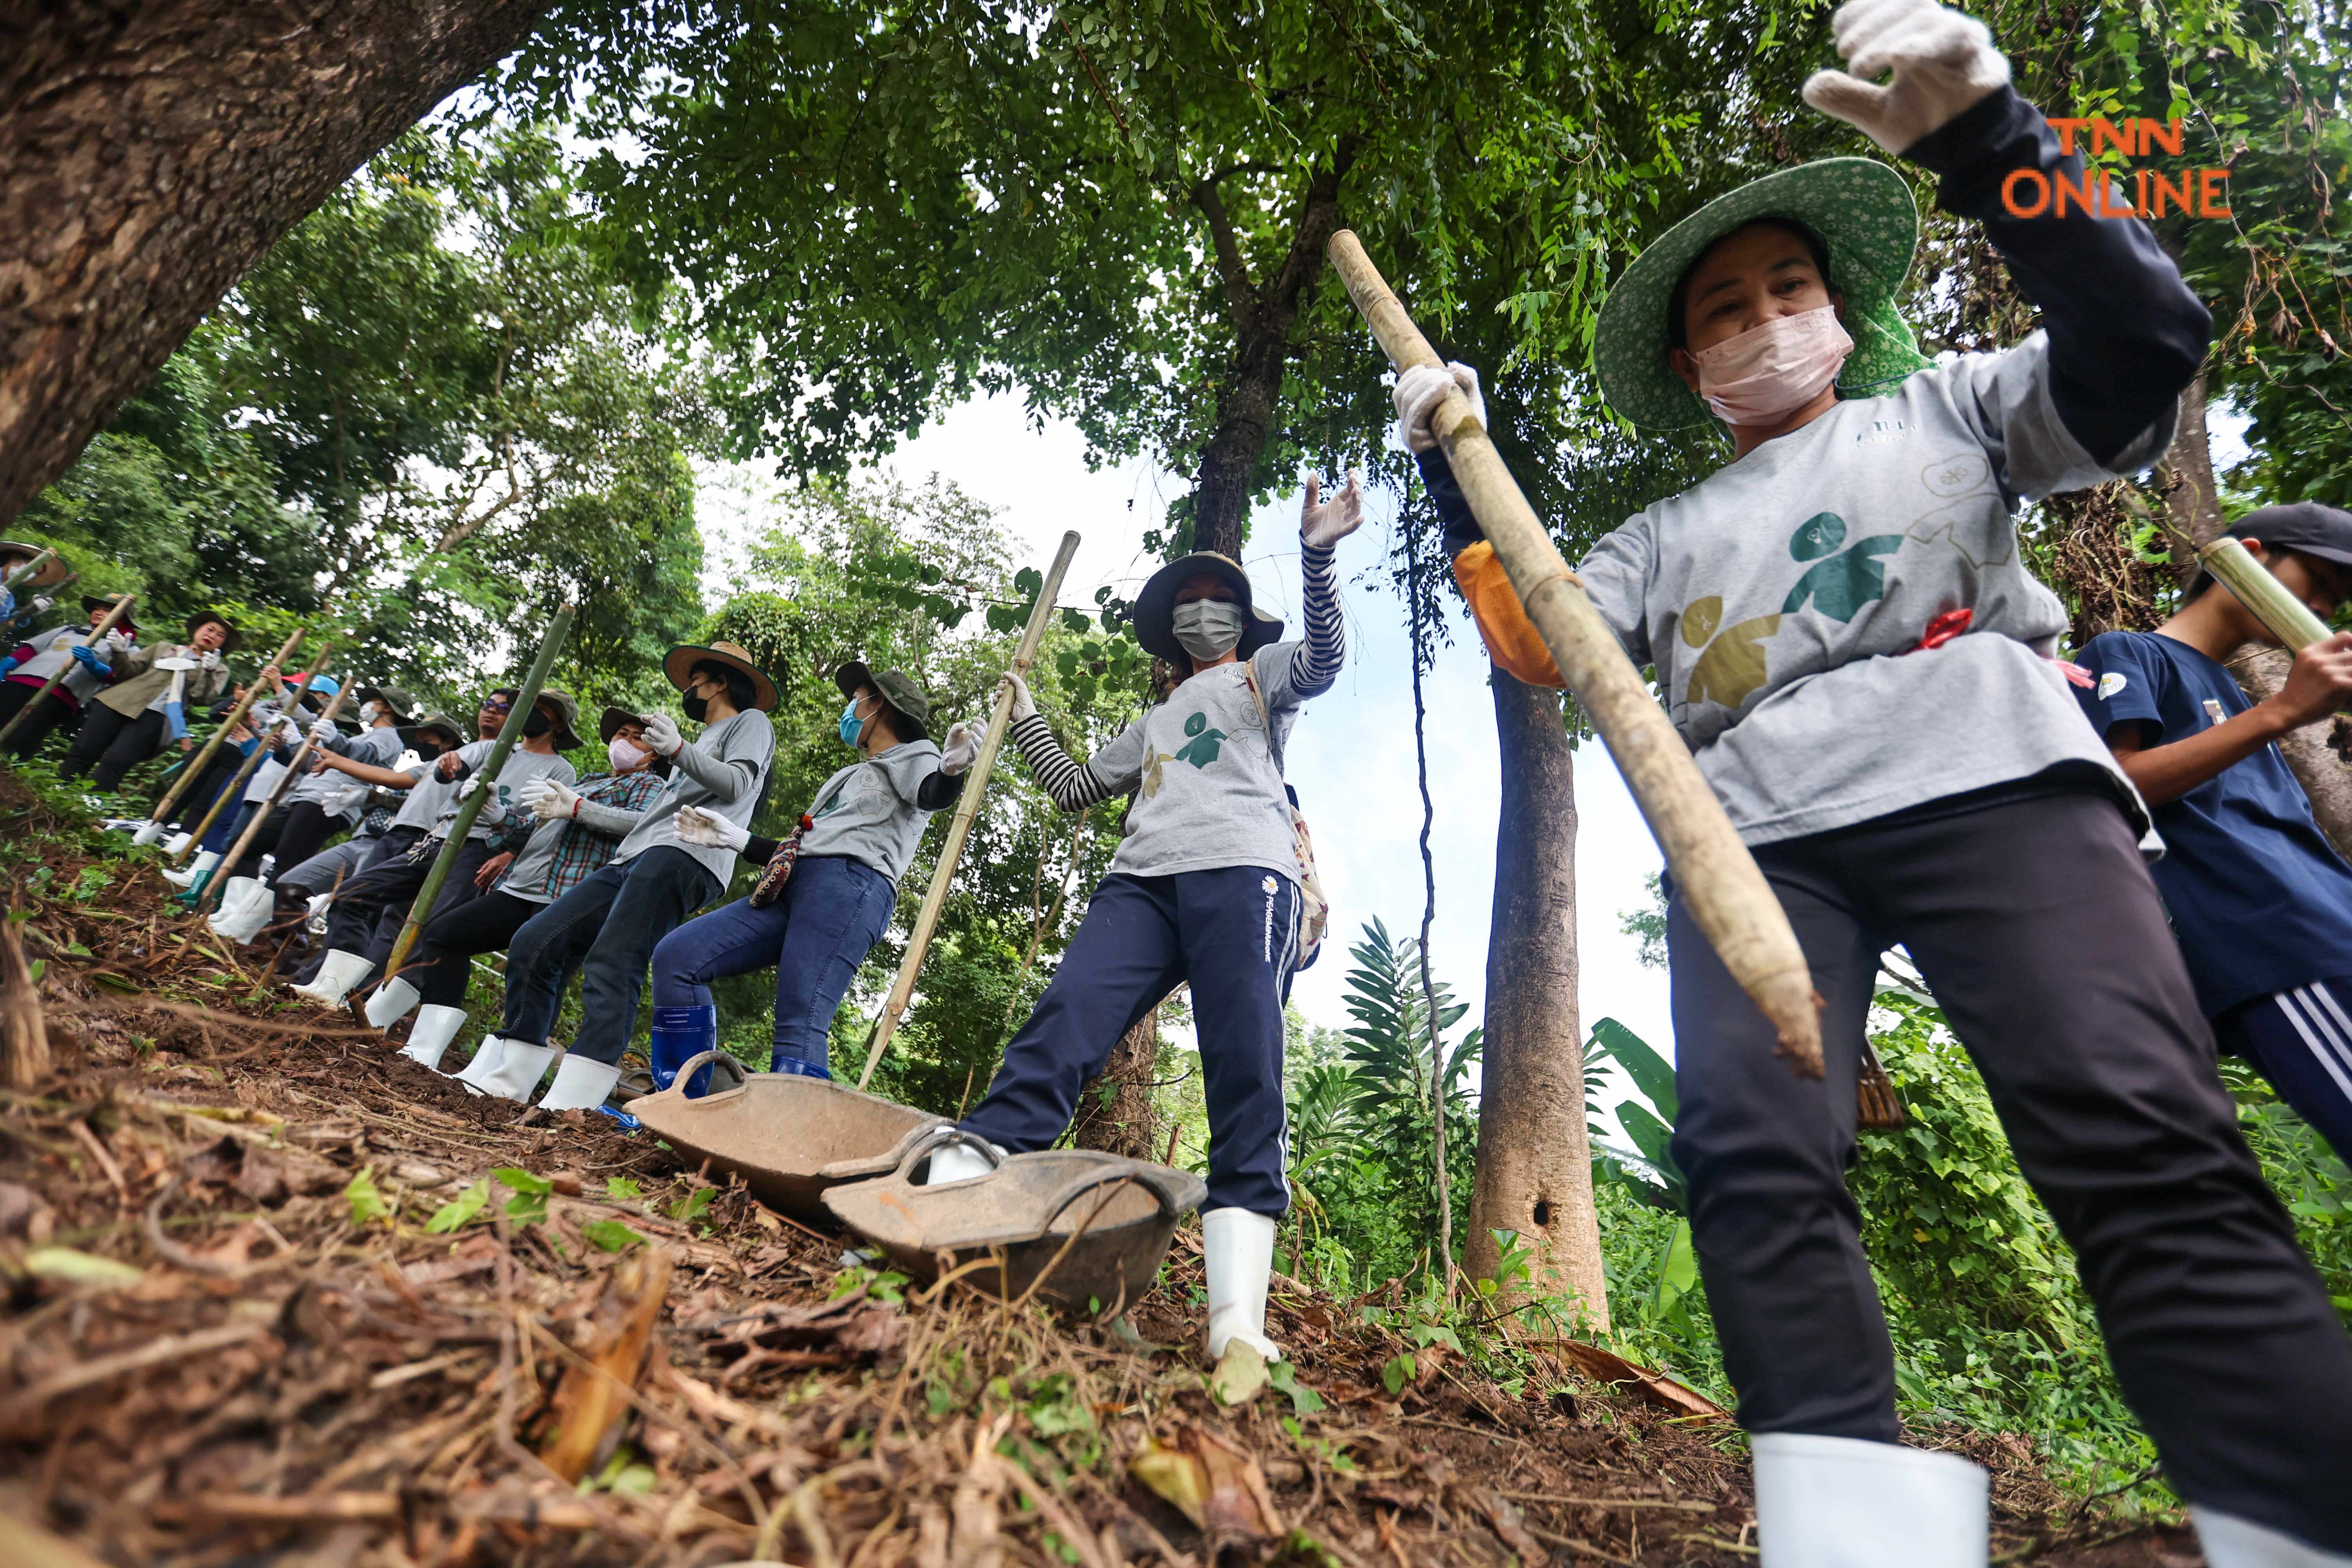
1802, 0, 2010, 155
103, 627, 132, 652
392, 750, 423, 774
940, 721, 980, 776
999, 672, 1036, 723
200, 649, 223, 671
1392, 362, 1485, 454
641, 710, 685, 757
307, 719, 339, 748
456, 776, 486, 801
676, 804, 751, 853
1300, 468, 1365, 548
519, 775, 579, 821
27, 596, 51, 616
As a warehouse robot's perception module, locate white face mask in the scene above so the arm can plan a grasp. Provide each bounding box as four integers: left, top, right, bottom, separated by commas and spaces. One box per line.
1690, 305, 1854, 426
1172, 599, 1247, 662
609, 735, 649, 772
358, 701, 383, 726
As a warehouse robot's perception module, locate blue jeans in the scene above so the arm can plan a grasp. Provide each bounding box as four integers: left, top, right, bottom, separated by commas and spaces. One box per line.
649, 855, 895, 1074
502, 846, 720, 1060
961, 867, 1301, 1215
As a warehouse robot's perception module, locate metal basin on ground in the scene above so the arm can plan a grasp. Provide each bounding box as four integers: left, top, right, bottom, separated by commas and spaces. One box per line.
624, 1050, 947, 1227
823, 1138, 1206, 1312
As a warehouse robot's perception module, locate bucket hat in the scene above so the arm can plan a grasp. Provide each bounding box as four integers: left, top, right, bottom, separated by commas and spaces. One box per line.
353, 685, 417, 724
834, 662, 932, 742
529, 688, 584, 751
1133, 552, 1285, 667
598, 705, 648, 744
0, 543, 70, 590
399, 712, 467, 753
81, 593, 137, 631
1595, 158, 1931, 432
183, 612, 243, 653
662, 640, 780, 712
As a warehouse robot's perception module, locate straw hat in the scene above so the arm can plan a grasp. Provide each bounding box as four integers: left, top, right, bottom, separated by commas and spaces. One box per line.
1593, 159, 1931, 432
662, 640, 779, 713
0, 543, 69, 589
1133, 552, 1285, 666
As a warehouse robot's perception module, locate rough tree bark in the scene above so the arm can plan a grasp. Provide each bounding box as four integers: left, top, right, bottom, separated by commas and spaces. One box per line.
0, 0, 557, 528
2161, 374, 2352, 856
1072, 1007, 1159, 1161
1184, 147, 1356, 558
1463, 671, 1610, 1330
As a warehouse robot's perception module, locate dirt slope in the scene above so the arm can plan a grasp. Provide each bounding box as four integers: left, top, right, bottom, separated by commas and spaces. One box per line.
0, 779, 2200, 1566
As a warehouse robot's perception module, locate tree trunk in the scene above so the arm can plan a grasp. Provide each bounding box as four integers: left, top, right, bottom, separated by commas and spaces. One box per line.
2161, 374, 2352, 855
1185, 151, 1353, 558
1464, 670, 1609, 1331
1071, 1007, 1158, 1161
0, 0, 555, 528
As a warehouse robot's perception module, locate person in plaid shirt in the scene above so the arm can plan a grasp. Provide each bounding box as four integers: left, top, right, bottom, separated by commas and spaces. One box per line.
359, 708, 670, 1073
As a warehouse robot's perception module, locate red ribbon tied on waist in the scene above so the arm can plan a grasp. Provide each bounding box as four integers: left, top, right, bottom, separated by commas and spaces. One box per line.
1904, 606, 2094, 686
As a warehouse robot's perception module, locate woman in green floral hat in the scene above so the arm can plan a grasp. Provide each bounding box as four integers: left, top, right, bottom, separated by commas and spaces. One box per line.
1399, 0, 2352, 1562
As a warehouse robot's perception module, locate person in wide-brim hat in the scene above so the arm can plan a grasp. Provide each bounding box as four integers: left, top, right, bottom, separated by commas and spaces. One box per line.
1389, 0, 2352, 1555
184, 612, 244, 654
1592, 158, 1930, 433
833, 660, 932, 742
1131, 552, 1285, 668
352, 685, 416, 725
80, 593, 137, 632
661, 640, 779, 712
399, 712, 466, 755
532, 688, 584, 752
0, 542, 70, 590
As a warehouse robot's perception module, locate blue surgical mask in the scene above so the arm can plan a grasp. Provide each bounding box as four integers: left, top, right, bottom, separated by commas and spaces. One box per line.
839, 699, 866, 749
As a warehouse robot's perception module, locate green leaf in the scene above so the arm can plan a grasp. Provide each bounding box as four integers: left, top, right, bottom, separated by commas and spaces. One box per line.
424, 1179, 490, 1234
670, 1185, 717, 1224
22, 1246, 146, 1288
1380, 1353, 1415, 1396
605, 1176, 643, 1201
1267, 1359, 1327, 1414
345, 1167, 392, 1227
1590, 1018, 1677, 1122
581, 1218, 646, 1252
494, 1167, 553, 1194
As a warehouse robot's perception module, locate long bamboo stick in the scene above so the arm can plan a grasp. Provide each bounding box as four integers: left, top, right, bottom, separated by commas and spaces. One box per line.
2, 548, 58, 595
142, 626, 308, 837
859, 531, 1083, 1089
381, 606, 575, 980
196, 664, 352, 915
0, 592, 137, 750
1326, 230, 1824, 1076
2200, 537, 2336, 650
168, 642, 334, 869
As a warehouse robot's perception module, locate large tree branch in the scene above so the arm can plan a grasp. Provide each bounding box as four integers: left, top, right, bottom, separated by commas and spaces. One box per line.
0, 0, 558, 527
1190, 175, 1259, 340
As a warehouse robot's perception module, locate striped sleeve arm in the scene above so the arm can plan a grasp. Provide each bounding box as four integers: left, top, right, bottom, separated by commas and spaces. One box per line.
1290, 542, 1345, 694
1009, 713, 1116, 812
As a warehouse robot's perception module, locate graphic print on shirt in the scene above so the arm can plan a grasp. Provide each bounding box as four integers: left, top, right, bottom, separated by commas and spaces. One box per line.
1682, 597, 1783, 711
1903, 454, 2012, 569
1139, 707, 1233, 799
1780, 512, 1906, 620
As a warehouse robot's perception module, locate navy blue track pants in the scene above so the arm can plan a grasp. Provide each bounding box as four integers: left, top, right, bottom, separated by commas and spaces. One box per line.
2215, 978, 2352, 1164
960, 866, 1301, 1216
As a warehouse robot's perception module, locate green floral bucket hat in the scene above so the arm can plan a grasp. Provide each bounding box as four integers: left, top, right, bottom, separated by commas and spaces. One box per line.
1595, 158, 1932, 432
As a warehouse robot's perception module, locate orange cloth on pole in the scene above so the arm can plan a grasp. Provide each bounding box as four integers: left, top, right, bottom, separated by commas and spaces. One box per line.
1451, 541, 1564, 689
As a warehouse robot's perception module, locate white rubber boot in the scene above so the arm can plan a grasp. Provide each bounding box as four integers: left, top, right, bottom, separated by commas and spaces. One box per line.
536, 1052, 622, 1112
132, 820, 169, 846
289, 949, 373, 1008
207, 877, 276, 944
924, 1142, 997, 1184
462, 1039, 556, 1102
162, 849, 220, 889
1203, 1207, 1284, 1362
2194, 1509, 2352, 1567
449, 1036, 510, 1094
397, 1005, 468, 1072
1751, 1432, 1988, 1568
364, 976, 421, 1030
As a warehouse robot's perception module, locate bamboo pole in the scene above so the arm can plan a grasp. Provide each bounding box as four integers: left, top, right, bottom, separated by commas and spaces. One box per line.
0, 592, 137, 750
1326, 230, 1824, 1076
168, 642, 334, 869
195, 663, 351, 915
859, 532, 1083, 1089
2200, 537, 2336, 650
143, 626, 308, 835
381, 606, 575, 980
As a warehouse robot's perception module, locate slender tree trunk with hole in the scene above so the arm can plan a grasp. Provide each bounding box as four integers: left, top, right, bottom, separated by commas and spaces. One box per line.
0, 0, 557, 527
1072, 1007, 1159, 1161
1464, 670, 1610, 1331
2163, 374, 2352, 855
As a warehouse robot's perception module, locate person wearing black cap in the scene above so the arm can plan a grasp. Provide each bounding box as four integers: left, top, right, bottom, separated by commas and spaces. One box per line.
59, 610, 237, 790
461, 642, 778, 1112
2075, 503, 2352, 1161
0, 594, 136, 759
633, 662, 973, 1095
289, 689, 581, 1011
928, 471, 1359, 1375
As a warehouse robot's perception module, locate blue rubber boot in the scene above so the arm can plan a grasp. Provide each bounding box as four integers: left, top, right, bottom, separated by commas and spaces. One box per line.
649, 1005, 719, 1097
770, 1053, 832, 1081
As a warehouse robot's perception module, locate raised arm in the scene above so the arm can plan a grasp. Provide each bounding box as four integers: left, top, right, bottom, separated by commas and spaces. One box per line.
1292, 469, 1363, 695
998, 674, 1135, 813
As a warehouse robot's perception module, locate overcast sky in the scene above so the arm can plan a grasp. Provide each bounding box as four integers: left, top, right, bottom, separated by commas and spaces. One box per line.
697, 390, 1678, 1068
